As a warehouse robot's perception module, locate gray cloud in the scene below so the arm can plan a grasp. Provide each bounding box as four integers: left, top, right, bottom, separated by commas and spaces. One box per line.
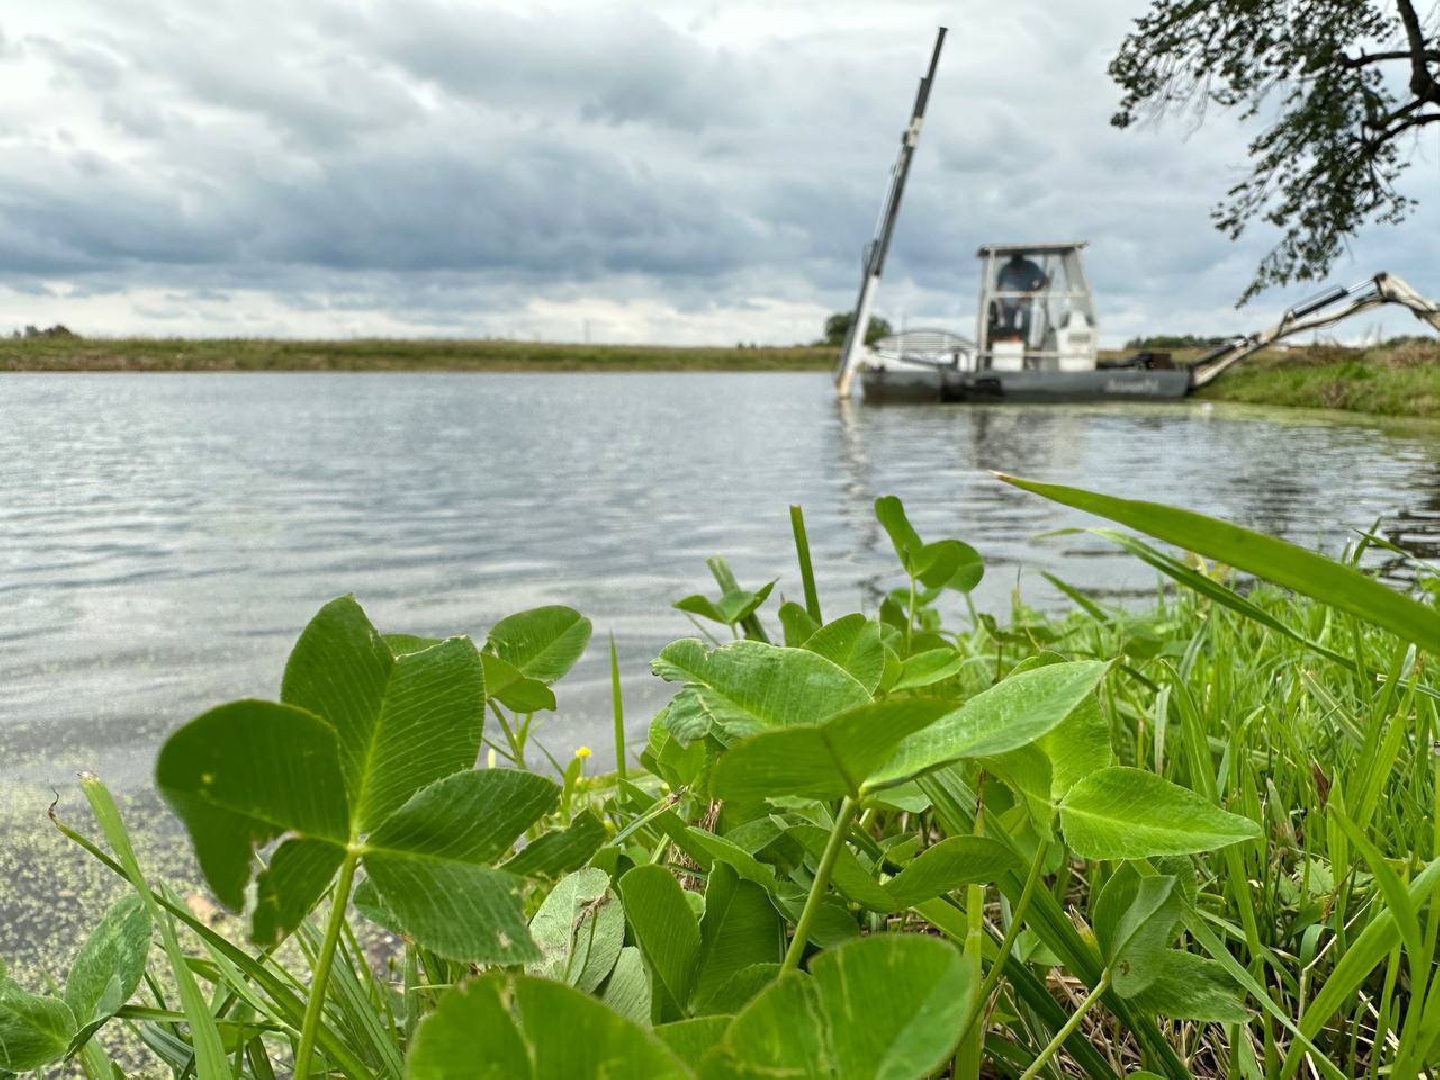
342, 2, 760, 133
0, 0, 1436, 343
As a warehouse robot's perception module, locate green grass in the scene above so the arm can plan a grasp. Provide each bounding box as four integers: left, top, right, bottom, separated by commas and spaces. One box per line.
1192, 340, 1440, 417
0, 336, 837, 373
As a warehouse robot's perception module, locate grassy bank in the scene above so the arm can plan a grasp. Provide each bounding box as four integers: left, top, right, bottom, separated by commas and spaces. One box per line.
0, 336, 837, 372
6, 333, 1440, 419
1096, 340, 1440, 418
1192, 339, 1440, 416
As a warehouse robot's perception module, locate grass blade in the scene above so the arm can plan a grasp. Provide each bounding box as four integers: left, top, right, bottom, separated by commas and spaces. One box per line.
790, 504, 823, 624
51, 805, 374, 1078
998, 474, 1440, 653
611, 631, 627, 781
78, 775, 229, 1080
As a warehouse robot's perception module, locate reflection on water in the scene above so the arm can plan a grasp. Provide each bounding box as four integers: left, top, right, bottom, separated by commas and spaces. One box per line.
3, 372, 1439, 785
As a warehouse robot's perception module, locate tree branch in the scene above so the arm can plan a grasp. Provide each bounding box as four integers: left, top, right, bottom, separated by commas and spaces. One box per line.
1109, 0, 1434, 301
1368, 96, 1428, 134
1339, 48, 1440, 69
1393, 0, 1440, 103
1379, 109, 1440, 144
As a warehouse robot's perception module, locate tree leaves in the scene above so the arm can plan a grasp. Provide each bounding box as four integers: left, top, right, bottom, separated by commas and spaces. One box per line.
1059, 767, 1261, 859
1107, 0, 1428, 300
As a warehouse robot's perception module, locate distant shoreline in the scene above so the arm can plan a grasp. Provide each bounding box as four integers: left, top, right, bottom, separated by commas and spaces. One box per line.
0, 337, 838, 373
2, 337, 1436, 419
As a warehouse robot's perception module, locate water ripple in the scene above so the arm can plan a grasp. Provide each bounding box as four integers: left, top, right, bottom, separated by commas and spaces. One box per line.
2, 372, 1439, 786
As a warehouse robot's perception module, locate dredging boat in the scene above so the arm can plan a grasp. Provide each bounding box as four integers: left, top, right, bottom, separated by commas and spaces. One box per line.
858, 241, 1191, 403
834, 30, 1440, 404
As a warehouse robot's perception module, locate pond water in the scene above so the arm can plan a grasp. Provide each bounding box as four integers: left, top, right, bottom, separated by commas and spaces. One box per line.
4, 371, 1440, 788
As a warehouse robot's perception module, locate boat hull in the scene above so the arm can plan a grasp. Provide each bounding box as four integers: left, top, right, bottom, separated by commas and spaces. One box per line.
859, 367, 1193, 403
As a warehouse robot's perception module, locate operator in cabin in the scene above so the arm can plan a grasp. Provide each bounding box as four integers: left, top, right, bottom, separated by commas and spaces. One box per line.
993, 252, 1048, 341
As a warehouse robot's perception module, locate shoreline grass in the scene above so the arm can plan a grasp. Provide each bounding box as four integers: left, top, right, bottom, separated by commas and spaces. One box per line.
1191, 340, 1440, 417
3, 335, 1438, 419
0, 336, 837, 373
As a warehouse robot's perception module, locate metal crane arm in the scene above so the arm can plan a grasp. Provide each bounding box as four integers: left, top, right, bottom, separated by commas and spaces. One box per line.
834, 28, 946, 399
1189, 273, 1440, 389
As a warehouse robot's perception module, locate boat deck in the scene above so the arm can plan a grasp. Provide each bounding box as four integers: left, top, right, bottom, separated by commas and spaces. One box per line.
860, 366, 1192, 403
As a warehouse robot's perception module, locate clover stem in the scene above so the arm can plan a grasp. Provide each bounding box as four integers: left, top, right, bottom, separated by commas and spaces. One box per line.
905, 575, 917, 653
960, 838, 1050, 1044
1017, 967, 1112, 1080
295, 849, 360, 1078
955, 780, 988, 1080
782, 797, 858, 973
490, 702, 526, 769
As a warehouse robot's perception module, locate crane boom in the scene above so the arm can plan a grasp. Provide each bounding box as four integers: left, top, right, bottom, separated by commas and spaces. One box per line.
1189, 272, 1440, 389
834, 28, 947, 399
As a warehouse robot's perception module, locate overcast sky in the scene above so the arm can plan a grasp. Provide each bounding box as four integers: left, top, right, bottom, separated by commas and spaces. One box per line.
1, 0, 1437, 345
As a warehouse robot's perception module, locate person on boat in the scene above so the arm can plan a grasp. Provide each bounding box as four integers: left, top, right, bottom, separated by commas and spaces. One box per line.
994, 253, 1048, 340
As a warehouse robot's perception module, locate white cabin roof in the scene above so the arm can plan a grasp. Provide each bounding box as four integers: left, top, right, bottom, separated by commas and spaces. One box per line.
977, 242, 1088, 258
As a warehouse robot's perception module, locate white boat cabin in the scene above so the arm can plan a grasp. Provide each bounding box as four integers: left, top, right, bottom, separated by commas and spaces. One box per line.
976, 243, 1097, 373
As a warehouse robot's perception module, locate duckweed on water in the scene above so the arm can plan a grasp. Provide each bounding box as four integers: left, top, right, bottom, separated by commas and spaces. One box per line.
5, 476, 1440, 1078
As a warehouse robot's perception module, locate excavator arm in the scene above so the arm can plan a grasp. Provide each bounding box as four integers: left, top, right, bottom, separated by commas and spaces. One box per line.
1189, 273, 1440, 389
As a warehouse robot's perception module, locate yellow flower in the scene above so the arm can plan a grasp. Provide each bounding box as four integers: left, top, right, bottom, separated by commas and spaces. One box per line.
576, 745, 592, 760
